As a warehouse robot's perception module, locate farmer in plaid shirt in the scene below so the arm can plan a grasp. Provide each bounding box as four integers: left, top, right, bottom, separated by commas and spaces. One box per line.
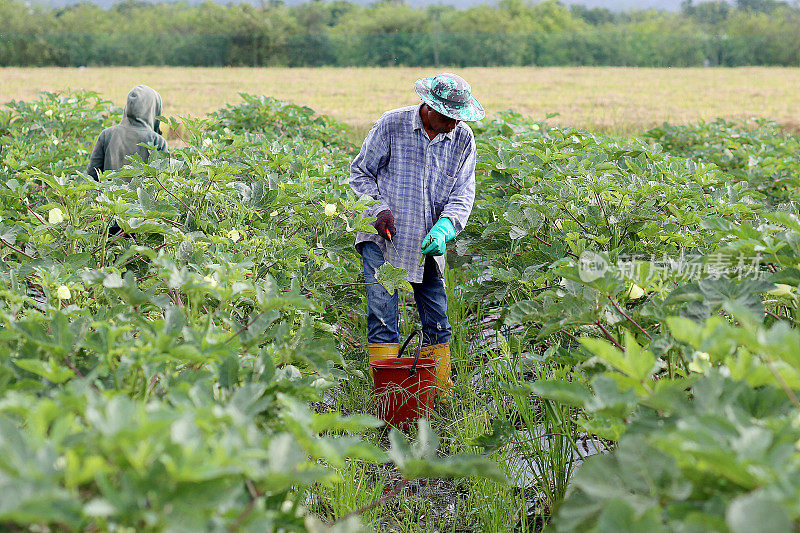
349, 73, 485, 398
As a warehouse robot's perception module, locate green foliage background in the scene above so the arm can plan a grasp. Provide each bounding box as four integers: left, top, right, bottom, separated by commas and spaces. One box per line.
4, 87, 800, 530
0, 91, 507, 531
463, 110, 800, 531
2, 0, 800, 66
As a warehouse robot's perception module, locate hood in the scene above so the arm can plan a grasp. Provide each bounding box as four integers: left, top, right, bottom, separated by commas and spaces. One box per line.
120, 85, 162, 134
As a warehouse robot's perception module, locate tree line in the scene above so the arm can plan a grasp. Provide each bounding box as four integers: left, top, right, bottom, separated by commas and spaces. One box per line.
1, 0, 800, 67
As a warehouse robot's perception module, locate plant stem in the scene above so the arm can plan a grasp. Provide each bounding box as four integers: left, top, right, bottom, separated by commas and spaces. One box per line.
765, 309, 785, 322
594, 192, 614, 246
63, 357, 101, 392
509, 432, 575, 446
558, 329, 579, 342
595, 321, 624, 351
24, 202, 70, 257
117, 241, 170, 269
530, 233, 578, 259
331, 478, 410, 526
145, 374, 160, 397
93, 227, 126, 255
99, 218, 110, 268
534, 284, 559, 293
607, 296, 652, 339
326, 281, 379, 289
284, 225, 303, 241
560, 206, 591, 234
0, 238, 34, 258
224, 309, 270, 344
228, 479, 262, 532
763, 358, 800, 410
153, 172, 197, 220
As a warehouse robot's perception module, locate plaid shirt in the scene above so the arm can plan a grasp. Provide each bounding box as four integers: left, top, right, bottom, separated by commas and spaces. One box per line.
350, 104, 476, 283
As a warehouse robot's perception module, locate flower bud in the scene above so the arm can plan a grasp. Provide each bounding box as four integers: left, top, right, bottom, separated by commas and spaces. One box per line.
56, 285, 71, 300
768, 284, 793, 297
627, 283, 645, 299
48, 207, 64, 224
688, 351, 711, 374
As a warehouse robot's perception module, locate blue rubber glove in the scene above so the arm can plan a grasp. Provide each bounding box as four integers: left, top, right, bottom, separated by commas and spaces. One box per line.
421, 218, 456, 256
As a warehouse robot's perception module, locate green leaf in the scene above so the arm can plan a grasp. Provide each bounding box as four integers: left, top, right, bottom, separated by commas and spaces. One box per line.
389, 420, 506, 482
14, 357, 73, 383
697, 277, 771, 321
217, 355, 239, 389
304, 515, 367, 533
666, 316, 703, 346
726, 492, 792, 533
556, 436, 689, 532
11, 312, 77, 357
580, 333, 657, 382
175, 240, 194, 263
106, 271, 154, 306
118, 217, 171, 234
471, 418, 516, 454
102, 273, 124, 288
586, 375, 638, 420
504, 300, 540, 325
527, 380, 592, 408
375, 262, 413, 294
595, 499, 667, 533
764, 211, 800, 233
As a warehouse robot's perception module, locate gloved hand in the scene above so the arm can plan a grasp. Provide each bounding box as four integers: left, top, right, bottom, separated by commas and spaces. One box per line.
421, 218, 456, 256
373, 209, 396, 240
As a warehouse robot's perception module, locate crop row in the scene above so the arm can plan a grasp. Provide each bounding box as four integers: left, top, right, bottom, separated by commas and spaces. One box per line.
1, 91, 800, 531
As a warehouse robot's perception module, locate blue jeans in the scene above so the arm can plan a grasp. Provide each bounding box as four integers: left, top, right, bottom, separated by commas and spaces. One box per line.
360, 241, 452, 346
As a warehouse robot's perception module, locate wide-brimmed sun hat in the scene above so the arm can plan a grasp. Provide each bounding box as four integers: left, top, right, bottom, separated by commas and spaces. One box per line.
414, 72, 485, 122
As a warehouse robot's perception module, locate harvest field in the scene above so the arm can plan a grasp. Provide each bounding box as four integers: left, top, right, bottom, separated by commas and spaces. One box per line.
2, 66, 800, 135
3, 87, 800, 532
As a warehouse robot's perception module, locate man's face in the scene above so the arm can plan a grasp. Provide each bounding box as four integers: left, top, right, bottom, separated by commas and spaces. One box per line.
426, 106, 459, 134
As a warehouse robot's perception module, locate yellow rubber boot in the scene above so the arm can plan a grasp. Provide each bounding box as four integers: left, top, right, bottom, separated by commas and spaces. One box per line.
421, 342, 453, 399
368, 342, 399, 382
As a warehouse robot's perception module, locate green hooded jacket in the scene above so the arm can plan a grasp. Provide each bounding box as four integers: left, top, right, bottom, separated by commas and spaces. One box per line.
86, 85, 168, 180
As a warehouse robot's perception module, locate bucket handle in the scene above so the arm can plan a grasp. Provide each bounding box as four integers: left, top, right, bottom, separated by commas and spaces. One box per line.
398, 329, 423, 378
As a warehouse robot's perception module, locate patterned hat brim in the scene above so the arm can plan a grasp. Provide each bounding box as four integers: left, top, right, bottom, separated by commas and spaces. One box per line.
414, 78, 485, 122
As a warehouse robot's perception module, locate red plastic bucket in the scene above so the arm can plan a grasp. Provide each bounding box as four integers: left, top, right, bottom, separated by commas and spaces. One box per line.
371, 357, 437, 428
369, 330, 437, 428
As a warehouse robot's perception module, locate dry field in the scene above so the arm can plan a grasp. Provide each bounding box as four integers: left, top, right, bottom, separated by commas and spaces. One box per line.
2, 66, 799, 136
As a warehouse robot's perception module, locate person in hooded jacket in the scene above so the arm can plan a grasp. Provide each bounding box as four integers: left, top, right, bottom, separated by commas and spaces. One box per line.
86, 84, 168, 181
